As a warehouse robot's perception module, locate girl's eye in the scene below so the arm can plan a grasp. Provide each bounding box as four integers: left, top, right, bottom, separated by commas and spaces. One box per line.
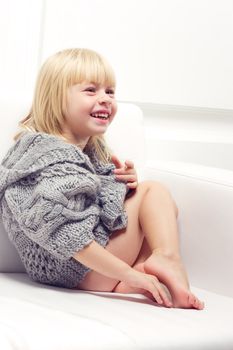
85, 87, 96, 93
106, 89, 115, 96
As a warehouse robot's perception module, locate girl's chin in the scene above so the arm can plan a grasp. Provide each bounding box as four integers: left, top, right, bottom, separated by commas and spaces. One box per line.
90, 121, 110, 132
90, 129, 108, 136
91, 118, 110, 126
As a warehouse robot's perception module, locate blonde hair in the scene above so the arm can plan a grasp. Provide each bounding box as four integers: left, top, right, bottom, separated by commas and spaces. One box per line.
15, 48, 116, 162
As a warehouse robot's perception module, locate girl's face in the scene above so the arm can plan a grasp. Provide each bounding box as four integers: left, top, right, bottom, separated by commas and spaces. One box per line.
61, 81, 117, 148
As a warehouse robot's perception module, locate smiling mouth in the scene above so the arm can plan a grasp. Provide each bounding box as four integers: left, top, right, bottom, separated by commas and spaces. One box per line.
90, 112, 110, 120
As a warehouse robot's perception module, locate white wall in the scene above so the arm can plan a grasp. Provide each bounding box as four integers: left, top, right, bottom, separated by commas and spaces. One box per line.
0, 0, 44, 153
0, 0, 44, 99
1, 0, 232, 110
40, 0, 233, 109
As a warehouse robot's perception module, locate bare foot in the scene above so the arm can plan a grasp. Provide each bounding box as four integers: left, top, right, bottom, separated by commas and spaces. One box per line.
113, 263, 172, 306
144, 252, 204, 309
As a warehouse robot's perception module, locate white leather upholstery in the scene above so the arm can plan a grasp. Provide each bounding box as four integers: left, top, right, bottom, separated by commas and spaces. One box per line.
0, 100, 233, 350
0, 273, 233, 350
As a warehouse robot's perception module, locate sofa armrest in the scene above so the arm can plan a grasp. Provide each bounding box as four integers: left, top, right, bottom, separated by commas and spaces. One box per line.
141, 161, 233, 298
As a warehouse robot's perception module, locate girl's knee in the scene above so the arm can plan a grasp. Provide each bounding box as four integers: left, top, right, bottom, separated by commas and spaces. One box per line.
173, 200, 179, 217
139, 180, 179, 216
138, 180, 170, 195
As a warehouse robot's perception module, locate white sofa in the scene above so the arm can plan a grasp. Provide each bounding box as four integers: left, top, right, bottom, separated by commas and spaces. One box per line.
0, 101, 233, 350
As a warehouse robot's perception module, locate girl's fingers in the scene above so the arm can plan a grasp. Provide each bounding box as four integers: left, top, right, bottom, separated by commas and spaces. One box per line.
148, 278, 173, 307
129, 270, 172, 307
112, 157, 138, 188
114, 163, 135, 175
115, 174, 138, 189
157, 285, 173, 308
125, 159, 134, 169
112, 157, 134, 171
111, 155, 123, 169
114, 168, 135, 175
151, 288, 163, 305
115, 174, 137, 182
127, 181, 138, 189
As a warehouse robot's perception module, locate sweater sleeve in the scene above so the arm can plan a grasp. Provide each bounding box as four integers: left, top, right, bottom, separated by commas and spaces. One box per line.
9, 164, 101, 260
84, 145, 128, 231
98, 174, 128, 231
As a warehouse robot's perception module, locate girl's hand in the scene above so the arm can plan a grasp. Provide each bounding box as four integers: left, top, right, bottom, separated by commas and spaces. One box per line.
124, 268, 173, 307
111, 155, 138, 190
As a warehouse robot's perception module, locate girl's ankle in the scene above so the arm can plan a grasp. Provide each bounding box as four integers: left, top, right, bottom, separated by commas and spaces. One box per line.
152, 249, 181, 261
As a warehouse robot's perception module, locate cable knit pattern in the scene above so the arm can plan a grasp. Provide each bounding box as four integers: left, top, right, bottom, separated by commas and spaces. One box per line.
0, 132, 128, 288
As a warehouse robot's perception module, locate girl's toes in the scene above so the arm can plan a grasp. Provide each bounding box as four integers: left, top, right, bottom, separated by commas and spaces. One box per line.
190, 294, 204, 310
188, 293, 196, 306
196, 299, 205, 310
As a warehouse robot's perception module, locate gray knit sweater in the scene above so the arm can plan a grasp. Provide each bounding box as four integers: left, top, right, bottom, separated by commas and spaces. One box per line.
0, 132, 128, 288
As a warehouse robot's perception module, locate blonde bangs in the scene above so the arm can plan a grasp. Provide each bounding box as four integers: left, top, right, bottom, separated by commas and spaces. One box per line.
66, 49, 116, 88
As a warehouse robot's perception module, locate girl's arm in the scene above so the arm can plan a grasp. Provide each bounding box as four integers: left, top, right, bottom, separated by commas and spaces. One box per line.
73, 240, 172, 306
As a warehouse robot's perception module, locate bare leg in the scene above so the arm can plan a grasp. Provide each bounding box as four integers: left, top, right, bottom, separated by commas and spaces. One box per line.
114, 181, 204, 309
78, 181, 204, 309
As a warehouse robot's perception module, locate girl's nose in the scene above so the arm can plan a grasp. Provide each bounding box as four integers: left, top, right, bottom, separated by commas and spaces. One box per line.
98, 92, 111, 104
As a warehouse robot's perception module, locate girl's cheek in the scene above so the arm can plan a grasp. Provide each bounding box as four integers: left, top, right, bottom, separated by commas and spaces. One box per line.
112, 105, 117, 119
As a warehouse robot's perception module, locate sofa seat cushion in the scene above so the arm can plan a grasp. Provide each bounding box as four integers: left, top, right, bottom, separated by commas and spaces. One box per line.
0, 273, 233, 350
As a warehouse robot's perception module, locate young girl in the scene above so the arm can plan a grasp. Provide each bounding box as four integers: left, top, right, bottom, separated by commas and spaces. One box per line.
0, 48, 204, 309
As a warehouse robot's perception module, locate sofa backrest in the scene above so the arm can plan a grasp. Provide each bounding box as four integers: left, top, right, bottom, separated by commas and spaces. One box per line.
0, 99, 145, 272
0, 95, 31, 272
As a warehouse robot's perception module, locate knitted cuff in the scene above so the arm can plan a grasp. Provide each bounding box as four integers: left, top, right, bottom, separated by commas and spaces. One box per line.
100, 201, 128, 231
